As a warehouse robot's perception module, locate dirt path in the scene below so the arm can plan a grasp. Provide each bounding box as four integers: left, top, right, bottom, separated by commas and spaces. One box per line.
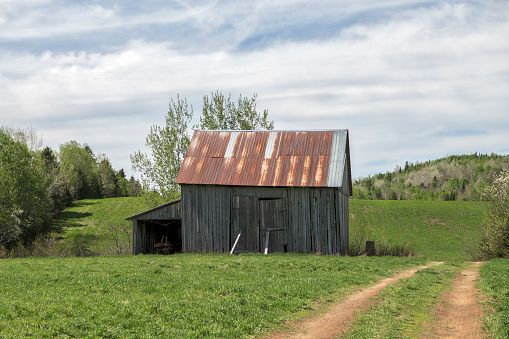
426, 262, 485, 338
267, 262, 442, 339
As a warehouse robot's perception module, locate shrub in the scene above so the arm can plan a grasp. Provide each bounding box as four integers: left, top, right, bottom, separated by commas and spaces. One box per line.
479, 170, 509, 259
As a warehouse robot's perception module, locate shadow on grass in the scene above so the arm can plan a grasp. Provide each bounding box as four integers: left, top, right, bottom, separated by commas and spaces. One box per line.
51, 200, 101, 230
50, 210, 93, 234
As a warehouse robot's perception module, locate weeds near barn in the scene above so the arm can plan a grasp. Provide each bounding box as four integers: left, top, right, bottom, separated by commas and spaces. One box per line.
0, 254, 425, 338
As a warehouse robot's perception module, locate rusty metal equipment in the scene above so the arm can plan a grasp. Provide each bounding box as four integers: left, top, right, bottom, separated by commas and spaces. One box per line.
154, 235, 173, 254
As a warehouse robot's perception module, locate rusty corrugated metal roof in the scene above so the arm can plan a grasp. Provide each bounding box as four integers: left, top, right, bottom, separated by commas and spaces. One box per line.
175, 130, 351, 189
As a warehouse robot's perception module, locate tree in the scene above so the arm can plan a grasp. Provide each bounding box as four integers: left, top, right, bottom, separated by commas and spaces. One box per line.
0, 129, 50, 245
131, 92, 274, 205
479, 169, 509, 259
115, 169, 129, 197
58, 141, 100, 200
131, 95, 193, 202
129, 176, 142, 197
2, 125, 43, 152
98, 157, 116, 198
40, 146, 71, 213
199, 91, 274, 130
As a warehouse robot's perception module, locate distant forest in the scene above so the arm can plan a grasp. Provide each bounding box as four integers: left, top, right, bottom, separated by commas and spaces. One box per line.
353, 153, 509, 201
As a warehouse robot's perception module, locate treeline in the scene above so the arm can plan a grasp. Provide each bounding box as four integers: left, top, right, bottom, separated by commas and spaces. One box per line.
0, 126, 141, 246
353, 153, 509, 201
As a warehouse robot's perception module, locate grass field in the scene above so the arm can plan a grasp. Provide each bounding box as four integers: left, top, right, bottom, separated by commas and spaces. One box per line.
1, 197, 504, 338
0, 254, 424, 338
49, 197, 487, 261
349, 200, 486, 261
479, 258, 509, 338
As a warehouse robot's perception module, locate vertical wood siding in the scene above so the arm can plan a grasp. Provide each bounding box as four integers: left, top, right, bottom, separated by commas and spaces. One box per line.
181, 184, 349, 254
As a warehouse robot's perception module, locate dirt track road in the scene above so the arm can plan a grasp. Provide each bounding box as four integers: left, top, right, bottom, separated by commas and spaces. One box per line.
425, 262, 484, 338
266, 262, 485, 339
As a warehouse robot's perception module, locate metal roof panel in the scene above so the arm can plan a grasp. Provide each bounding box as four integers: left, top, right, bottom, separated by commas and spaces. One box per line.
176, 129, 350, 188
327, 130, 347, 187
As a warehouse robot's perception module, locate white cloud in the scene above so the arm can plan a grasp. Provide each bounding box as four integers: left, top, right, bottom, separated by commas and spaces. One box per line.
1, 0, 508, 177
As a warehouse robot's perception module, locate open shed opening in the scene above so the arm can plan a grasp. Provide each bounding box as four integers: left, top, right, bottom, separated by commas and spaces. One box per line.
146, 220, 182, 254
134, 219, 182, 254
127, 198, 183, 255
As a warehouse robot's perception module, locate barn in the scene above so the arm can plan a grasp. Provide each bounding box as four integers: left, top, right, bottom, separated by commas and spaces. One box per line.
127, 129, 352, 255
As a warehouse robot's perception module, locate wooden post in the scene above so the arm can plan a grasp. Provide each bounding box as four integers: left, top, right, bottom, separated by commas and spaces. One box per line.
230, 225, 246, 254
366, 241, 375, 256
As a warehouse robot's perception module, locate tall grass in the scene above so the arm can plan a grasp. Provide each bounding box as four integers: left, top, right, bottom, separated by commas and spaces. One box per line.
349, 222, 418, 257
0, 222, 132, 259
0, 197, 141, 259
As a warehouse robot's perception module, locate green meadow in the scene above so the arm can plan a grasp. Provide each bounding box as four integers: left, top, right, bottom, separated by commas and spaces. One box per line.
0, 254, 423, 338
49, 198, 487, 261
479, 258, 509, 338
1, 197, 506, 338
349, 200, 486, 261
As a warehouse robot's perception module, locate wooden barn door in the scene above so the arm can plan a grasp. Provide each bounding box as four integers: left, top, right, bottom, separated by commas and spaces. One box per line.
260, 198, 287, 253
231, 196, 260, 252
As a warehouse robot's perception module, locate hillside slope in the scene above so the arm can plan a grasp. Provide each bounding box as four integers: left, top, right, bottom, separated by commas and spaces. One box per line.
51, 197, 485, 261
350, 200, 485, 261
51, 197, 147, 254
353, 153, 509, 201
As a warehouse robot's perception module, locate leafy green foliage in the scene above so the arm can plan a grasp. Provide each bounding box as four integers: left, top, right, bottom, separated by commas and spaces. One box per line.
58, 141, 101, 200
53, 141, 136, 204
353, 153, 509, 201
479, 259, 509, 338
199, 91, 274, 130
1, 125, 139, 247
0, 129, 50, 245
0, 254, 423, 338
350, 200, 485, 261
479, 170, 509, 259
98, 157, 117, 198
131, 95, 193, 205
342, 263, 459, 338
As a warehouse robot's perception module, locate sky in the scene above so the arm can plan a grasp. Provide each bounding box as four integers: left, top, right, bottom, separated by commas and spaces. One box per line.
1, 0, 508, 179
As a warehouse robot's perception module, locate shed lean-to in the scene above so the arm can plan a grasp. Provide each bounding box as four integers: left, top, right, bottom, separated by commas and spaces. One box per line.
127, 129, 352, 255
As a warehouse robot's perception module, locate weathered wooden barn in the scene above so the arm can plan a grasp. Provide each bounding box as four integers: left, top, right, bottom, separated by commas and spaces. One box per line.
126, 199, 182, 254
127, 129, 352, 255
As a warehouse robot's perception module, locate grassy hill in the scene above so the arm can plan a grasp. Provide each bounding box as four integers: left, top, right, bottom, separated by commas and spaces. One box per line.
49, 197, 486, 261
50, 197, 147, 255
349, 200, 486, 261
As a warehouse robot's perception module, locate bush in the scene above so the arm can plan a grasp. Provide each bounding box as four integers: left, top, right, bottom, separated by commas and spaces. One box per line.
479, 170, 509, 259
